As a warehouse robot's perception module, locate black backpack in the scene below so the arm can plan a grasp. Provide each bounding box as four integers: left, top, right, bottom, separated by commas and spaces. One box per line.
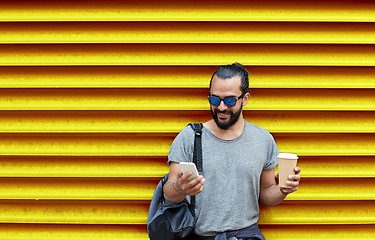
147, 123, 203, 240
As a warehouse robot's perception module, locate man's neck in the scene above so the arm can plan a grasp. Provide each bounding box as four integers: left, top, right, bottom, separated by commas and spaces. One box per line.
204, 116, 245, 141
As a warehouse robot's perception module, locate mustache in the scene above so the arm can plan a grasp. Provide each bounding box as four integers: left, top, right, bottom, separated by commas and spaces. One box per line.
214, 109, 232, 115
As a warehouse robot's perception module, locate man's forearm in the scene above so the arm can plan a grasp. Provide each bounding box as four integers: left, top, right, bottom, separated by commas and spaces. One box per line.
259, 184, 288, 207
163, 180, 188, 203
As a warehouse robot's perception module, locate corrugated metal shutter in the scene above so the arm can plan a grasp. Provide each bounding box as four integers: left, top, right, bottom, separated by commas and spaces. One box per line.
0, 0, 374, 239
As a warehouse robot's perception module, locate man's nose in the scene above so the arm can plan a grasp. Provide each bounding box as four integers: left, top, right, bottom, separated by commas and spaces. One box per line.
218, 100, 227, 111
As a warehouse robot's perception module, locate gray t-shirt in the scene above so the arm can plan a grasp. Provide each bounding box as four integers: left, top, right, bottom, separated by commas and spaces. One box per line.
168, 121, 279, 236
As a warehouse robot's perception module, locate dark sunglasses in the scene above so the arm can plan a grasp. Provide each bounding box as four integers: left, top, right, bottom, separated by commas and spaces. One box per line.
207, 93, 245, 107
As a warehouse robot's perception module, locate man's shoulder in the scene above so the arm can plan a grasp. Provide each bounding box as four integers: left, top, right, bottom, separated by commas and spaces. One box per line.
174, 124, 197, 140
244, 121, 271, 135
243, 121, 277, 143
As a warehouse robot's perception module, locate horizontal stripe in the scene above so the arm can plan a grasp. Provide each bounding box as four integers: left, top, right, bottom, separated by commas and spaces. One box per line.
0, 44, 375, 66
0, 89, 373, 110
0, 200, 149, 224
0, 0, 374, 22
297, 156, 375, 178
0, 178, 373, 201
286, 178, 375, 200
275, 134, 375, 156
0, 66, 374, 88
0, 178, 156, 200
0, 200, 373, 224
0, 224, 148, 240
0, 133, 172, 156
0, 156, 169, 178
259, 200, 375, 224
0, 111, 373, 133
0, 223, 373, 240
0, 133, 373, 156
1, 156, 373, 178
261, 224, 375, 239
2, 22, 375, 44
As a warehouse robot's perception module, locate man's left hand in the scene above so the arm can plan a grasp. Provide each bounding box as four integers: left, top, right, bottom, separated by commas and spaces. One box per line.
275, 167, 301, 194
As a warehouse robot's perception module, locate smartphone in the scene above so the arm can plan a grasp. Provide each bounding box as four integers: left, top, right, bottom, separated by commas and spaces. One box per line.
179, 162, 199, 182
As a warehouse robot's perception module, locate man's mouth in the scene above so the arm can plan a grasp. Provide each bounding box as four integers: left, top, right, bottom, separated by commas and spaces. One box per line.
216, 111, 231, 120
218, 112, 228, 117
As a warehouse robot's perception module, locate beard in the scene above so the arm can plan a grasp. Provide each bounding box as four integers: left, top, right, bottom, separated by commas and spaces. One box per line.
211, 104, 243, 130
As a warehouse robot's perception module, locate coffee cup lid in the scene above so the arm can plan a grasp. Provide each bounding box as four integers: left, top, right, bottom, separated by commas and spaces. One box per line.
278, 153, 298, 159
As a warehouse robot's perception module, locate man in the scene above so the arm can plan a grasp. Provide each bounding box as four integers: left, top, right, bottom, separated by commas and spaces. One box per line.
163, 63, 301, 239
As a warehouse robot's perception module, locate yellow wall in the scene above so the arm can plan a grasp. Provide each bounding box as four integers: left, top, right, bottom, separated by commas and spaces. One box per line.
0, 0, 374, 239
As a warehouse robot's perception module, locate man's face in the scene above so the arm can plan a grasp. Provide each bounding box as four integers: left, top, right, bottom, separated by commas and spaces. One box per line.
209, 75, 244, 130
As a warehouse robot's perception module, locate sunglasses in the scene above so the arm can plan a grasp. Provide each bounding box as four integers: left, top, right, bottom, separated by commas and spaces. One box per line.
207, 93, 245, 107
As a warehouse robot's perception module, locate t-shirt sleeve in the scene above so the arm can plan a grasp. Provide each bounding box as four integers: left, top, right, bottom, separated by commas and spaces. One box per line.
264, 132, 279, 170
167, 126, 195, 165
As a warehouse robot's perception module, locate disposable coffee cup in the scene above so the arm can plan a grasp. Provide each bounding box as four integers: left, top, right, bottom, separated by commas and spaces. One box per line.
278, 153, 298, 188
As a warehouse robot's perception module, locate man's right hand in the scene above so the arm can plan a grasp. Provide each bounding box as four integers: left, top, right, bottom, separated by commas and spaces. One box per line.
175, 170, 205, 196
163, 162, 206, 202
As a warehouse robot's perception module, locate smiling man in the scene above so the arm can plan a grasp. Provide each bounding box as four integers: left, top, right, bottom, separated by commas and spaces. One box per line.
163, 63, 301, 239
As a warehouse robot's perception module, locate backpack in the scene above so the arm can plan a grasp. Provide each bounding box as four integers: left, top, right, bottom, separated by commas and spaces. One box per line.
147, 123, 203, 240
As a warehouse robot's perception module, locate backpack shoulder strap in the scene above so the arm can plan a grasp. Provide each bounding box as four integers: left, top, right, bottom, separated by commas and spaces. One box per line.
188, 123, 203, 172
188, 123, 203, 215
189, 123, 203, 132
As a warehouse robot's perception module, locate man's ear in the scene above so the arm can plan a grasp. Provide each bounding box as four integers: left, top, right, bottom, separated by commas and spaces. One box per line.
242, 92, 250, 106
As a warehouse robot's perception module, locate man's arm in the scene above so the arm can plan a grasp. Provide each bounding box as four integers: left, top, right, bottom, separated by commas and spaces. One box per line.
259, 167, 301, 207
163, 162, 206, 203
